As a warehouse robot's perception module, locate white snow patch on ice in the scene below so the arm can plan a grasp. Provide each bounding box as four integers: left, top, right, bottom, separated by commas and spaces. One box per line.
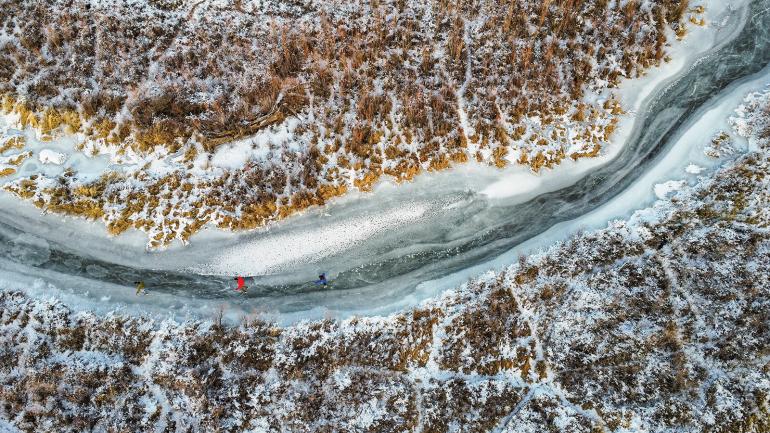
481, 171, 543, 199
211, 118, 300, 169
199, 203, 428, 276
685, 164, 705, 174
38, 149, 67, 165
654, 180, 686, 199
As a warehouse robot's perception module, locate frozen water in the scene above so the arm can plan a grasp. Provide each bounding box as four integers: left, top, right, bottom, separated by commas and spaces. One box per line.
85, 264, 110, 278
200, 203, 429, 275
8, 233, 51, 267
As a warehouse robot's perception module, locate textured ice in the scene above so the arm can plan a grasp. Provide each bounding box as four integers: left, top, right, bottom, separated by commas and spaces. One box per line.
8, 233, 50, 267
198, 203, 429, 275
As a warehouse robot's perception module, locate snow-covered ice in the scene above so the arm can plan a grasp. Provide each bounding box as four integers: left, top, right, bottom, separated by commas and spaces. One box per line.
685, 164, 705, 174
199, 203, 429, 276
654, 180, 687, 199
38, 149, 67, 165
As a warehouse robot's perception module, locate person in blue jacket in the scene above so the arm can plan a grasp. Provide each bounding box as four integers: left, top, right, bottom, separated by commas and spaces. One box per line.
314, 273, 328, 286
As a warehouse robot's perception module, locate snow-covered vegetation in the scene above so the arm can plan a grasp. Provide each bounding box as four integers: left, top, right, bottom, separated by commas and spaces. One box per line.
2, 83, 769, 433
0, 0, 701, 247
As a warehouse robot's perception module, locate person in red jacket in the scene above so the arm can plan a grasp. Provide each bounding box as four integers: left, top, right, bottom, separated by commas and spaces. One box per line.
234, 276, 247, 293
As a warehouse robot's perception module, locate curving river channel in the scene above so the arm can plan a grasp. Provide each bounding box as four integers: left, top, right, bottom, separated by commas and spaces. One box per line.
1, 0, 769, 322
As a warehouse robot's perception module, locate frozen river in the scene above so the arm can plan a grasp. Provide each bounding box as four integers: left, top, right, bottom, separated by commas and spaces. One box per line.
1, 0, 769, 323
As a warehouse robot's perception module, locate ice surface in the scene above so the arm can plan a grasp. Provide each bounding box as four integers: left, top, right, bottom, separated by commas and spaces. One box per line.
8, 233, 51, 267
199, 203, 429, 275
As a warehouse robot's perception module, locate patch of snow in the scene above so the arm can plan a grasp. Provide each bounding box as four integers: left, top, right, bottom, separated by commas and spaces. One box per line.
210, 118, 301, 169
0, 419, 21, 433
197, 202, 429, 276
481, 171, 543, 199
654, 180, 686, 199
685, 164, 704, 174
38, 149, 67, 165
332, 369, 352, 390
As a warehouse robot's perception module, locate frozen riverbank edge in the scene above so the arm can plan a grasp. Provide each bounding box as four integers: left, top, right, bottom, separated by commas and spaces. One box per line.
2, 85, 769, 432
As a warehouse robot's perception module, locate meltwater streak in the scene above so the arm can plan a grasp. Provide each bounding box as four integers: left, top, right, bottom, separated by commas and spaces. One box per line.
0, 1, 768, 318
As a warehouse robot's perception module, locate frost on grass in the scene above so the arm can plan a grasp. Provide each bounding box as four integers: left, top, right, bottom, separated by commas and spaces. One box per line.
2, 86, 770, 433
0, 0, 700, 247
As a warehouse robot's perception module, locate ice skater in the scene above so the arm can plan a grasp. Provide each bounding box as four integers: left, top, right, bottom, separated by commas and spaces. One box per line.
234, 276, 248, 294
134, 281, 146, 296
314, 273, 328, 287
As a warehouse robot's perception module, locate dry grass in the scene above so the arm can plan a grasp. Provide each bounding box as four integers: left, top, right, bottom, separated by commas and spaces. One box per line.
0, 136, 25, 154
